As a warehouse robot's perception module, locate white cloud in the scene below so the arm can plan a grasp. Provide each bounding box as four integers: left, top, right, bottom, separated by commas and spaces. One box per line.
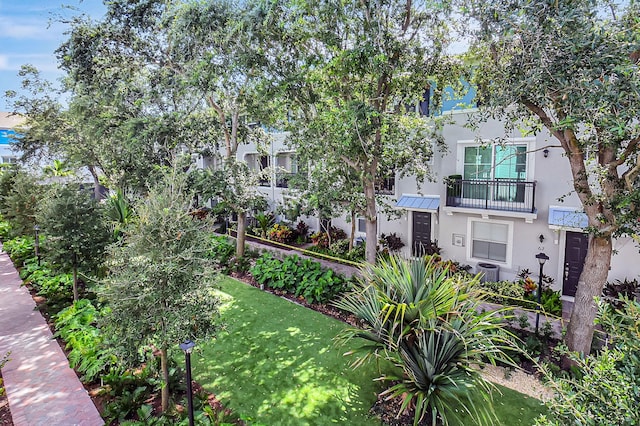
0, 16, 50, 40
0, 53, 59, 72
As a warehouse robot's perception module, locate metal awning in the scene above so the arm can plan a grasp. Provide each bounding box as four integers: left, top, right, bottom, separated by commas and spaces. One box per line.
548, 205, 588, 229
395, 195, 440, 212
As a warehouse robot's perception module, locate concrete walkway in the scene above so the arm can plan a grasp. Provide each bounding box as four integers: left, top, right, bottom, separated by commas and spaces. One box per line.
0, 251, 104, 426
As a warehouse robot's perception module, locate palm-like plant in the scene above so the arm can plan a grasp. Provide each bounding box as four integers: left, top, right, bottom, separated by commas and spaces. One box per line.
334, 255, 516, 426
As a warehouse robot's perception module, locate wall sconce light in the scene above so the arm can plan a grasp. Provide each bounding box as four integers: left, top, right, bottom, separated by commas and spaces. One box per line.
538, 234, 545, 243
543, 148, 549, 158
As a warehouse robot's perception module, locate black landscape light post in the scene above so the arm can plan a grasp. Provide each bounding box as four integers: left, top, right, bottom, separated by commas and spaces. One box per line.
179, 340, 196, 426
535, 252, 549, 335
34, 224, 40, 266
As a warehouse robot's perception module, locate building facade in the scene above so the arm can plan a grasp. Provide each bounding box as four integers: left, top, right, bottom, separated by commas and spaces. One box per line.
200, 107, 640, 300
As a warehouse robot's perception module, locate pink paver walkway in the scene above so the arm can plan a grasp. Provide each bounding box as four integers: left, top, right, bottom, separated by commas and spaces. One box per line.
0, 251, 104, 426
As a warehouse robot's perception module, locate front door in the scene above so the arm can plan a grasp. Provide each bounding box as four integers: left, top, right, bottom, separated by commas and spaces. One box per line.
563, 231, 589, 297
412, 211, 432, 256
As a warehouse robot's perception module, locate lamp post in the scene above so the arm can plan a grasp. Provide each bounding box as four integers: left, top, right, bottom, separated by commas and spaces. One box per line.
535, 252, 549, 334
33, 225, 40, 266
179, 340, 196, 426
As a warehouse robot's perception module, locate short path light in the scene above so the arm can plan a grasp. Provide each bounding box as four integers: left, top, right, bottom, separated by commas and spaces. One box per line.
179, 340, 196, 426
34, 225, 41, 266
535, 252, 549, 335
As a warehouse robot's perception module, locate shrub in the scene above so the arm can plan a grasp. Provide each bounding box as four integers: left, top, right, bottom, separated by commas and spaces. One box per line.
329, 239, 350, 256
310, 226, 347, 248
295, 220, 309, 239
0, 219, 11, 241
250, 253, 349, 303
53, 299, 115, 381
254, 212, 275, 238
478, 279, 562, 316
267, 223, 295, 244
334, 255, 517, 426
536, 300, 640, 425
378, 232, 405, 253
0, 168, 45, 238
2, 235, 35, 265
603, 278, 640, 309
207, 235, 236, 270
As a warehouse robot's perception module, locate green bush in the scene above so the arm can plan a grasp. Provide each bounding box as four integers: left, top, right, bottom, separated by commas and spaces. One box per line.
53, 299, 115, 381
250, 253, 349, 304
207, 235, 235, 269
0, 219, 11, 241
2, 235, 35, 265
335, 256, 517, 426
478, 280, 562, 316
536, 300, 640, 425
267, 223, 295, 244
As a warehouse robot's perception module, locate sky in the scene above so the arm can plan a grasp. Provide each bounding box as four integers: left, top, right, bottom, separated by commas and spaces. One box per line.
0, 0, 106, 111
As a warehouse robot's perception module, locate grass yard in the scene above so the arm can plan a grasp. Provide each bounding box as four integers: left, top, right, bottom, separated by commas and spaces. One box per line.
188, 277, 547, 425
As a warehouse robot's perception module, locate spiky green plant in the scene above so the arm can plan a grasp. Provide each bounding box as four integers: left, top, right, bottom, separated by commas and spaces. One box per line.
334, 255, 517, 426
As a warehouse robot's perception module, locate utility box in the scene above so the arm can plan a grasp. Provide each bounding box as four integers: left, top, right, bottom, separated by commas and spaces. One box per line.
477, 263, 500, 283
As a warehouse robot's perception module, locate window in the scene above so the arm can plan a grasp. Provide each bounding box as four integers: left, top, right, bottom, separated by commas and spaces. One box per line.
468, 219, 512, 264
357, 217, 366, 233
460, 142, 531, 204
463, 145, 527, 181
375, 170, 396, 195
1, 156, 16, 164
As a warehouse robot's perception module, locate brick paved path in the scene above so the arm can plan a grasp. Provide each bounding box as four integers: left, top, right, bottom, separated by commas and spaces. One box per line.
0, 251, 104, 426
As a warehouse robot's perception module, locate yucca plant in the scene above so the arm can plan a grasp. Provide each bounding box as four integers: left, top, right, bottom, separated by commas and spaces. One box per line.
334, 255, 517, 426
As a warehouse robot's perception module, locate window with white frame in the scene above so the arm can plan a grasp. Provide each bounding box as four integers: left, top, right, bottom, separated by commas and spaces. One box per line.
468, 218, 512, 264
463, 144, 527, 181
357, 217, 366, 233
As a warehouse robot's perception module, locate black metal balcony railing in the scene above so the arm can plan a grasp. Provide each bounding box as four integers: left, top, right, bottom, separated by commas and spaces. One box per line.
445, 178, 536, 213
275, 172, 295, 188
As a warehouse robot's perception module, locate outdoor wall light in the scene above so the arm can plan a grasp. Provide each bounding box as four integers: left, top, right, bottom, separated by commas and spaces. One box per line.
179, 340, 196, 426
543, 148, 549, 158
538, 234, 545, 243
534, 252, 550, 334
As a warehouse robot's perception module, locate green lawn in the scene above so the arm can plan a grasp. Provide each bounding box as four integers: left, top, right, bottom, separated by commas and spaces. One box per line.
188, 277, 547, 425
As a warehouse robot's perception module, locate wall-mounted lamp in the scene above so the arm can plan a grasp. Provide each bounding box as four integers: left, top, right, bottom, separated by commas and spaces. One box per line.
538, 234, 545, 243
543, 148, 549, 158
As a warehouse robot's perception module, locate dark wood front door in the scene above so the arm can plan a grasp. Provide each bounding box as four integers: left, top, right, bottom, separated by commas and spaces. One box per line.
412, 212, 432, 256
563, 231, 589, 297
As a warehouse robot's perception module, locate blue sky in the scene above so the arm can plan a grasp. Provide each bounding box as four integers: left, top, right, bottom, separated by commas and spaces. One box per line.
0, 0, 106, 111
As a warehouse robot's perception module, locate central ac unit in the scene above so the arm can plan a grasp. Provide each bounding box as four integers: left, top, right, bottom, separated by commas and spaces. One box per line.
477, 263, 500, 283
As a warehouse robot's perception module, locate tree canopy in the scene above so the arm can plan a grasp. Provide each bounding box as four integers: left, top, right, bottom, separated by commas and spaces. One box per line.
466, 0, 640, 354
276, 0, 457, 263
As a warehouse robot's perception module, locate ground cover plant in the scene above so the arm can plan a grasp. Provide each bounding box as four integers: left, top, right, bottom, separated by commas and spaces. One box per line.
188, 277, 546, 425
250, 253, 351, 304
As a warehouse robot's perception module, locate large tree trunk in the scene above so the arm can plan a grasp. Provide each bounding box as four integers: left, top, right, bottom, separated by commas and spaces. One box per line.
160, 347, 170, 412
363, 179, 377, 264
87, 165, 101, 200
566, 235, 612, 355
236, 211, 247, 257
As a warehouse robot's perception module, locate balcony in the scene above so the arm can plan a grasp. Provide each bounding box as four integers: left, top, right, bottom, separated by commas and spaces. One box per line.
445, 178, 536, 214
275, 172, 296, 188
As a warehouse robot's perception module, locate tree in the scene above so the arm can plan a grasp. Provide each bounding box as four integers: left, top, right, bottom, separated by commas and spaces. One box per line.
38, 184, 112, 301
99, 171, 219, 412
274, 0, 455, 263
466, 0, 640, 355
166, 0, 280, 257
0, 166, 45, 238
335, 256, 515, 425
